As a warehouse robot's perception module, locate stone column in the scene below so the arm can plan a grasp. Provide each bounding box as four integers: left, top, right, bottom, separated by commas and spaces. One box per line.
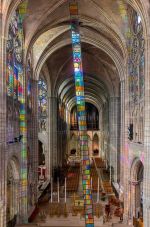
7, 180, 12, 221
12, 180, 15, 218
99, 109, 103, 158
57, 113, 62, 166
59, 130, 63, 167
120, 80, 125, 186
30, 79, 38, 204
0, 200, 4, 227
130, 183, 135, 219
120, 76, 130, 221
0, 7, 7, 226
103, 102, 109, 168
66, 108, 70, 160
48, 97, 58, 177
143, 37, 150, 227
14, 180, 19, 218
109, 96, 120, 182
26, 78, 38, 215
11, 179, 18, 220
47, 97, 51, 178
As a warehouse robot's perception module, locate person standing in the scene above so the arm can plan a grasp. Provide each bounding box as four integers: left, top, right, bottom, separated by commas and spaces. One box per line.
110, 202, 115, 219
119, 206, 124, 223
105, 204, 110, 221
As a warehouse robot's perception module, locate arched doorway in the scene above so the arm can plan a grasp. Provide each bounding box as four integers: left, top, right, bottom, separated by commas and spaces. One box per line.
130, 159, 144, 219
38, 140, 46, 166
69, 134, 78, 156
7, 158, 20, 227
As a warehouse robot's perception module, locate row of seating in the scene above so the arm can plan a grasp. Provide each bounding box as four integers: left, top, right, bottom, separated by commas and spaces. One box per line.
72, 204, 103, 218
39, 202, 103, 218
48, 203, 68, 217
66, 166, 80, 192
102, 181, 113, 194
94, 157, 105, 168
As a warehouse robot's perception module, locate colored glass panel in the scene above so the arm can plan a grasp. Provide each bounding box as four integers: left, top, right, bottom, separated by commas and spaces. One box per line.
38, 79, 47, 119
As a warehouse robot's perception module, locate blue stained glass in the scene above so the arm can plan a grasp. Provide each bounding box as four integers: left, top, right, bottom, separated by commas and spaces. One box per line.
38, 79, 47, 118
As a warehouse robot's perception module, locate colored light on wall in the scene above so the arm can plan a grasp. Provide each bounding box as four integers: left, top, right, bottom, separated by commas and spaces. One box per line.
6, 1, 28, 222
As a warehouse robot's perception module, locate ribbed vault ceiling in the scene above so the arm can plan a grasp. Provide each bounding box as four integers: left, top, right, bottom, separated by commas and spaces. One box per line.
21, 0, 144, 108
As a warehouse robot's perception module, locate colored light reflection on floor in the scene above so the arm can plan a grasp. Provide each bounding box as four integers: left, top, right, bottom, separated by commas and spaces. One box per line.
69, 2, 94, 227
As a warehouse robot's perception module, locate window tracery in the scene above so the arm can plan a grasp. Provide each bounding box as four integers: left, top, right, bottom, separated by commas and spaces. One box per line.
6, 3, 28, 218
128, 10, 145, 103
38, 78, 47, 131
7, 10, 23, 100
6, 8, 25, 143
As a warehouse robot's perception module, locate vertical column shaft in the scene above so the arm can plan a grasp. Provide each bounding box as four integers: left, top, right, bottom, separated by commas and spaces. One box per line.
0, 6, 7, 226
49, 97, 58, 172
143, 37, 150, 227
47, 97, 51, 178
109, 97, 120, 182
30, 79, 38, 203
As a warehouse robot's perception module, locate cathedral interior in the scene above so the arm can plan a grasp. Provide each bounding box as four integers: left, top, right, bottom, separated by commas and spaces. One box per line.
0, 0, 150, 226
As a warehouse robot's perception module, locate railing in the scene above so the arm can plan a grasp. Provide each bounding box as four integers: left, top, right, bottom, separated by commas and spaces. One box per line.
70, 124, 99, 130
93, 158, 104, 192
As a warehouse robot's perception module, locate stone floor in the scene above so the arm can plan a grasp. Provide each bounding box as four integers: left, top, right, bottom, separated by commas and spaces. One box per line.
28, 192, 133, 227
36, 214, 128, 226
16, 219, 132, 227
20, 163, 133, 227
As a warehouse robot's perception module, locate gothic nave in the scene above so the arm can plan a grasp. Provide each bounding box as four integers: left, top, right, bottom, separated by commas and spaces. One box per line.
0, 0, 149, 226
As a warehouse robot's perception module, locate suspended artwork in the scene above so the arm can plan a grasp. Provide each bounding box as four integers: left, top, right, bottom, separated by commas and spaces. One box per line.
6, 1, 28, 222
69, 2, 94, 227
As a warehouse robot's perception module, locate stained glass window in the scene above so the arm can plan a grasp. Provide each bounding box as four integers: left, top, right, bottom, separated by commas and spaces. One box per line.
27, 59, 32, 110
6, 9, 24, 100
128, 10, 145, 103
6, 3, 28, 219
38, 79, 47, 119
